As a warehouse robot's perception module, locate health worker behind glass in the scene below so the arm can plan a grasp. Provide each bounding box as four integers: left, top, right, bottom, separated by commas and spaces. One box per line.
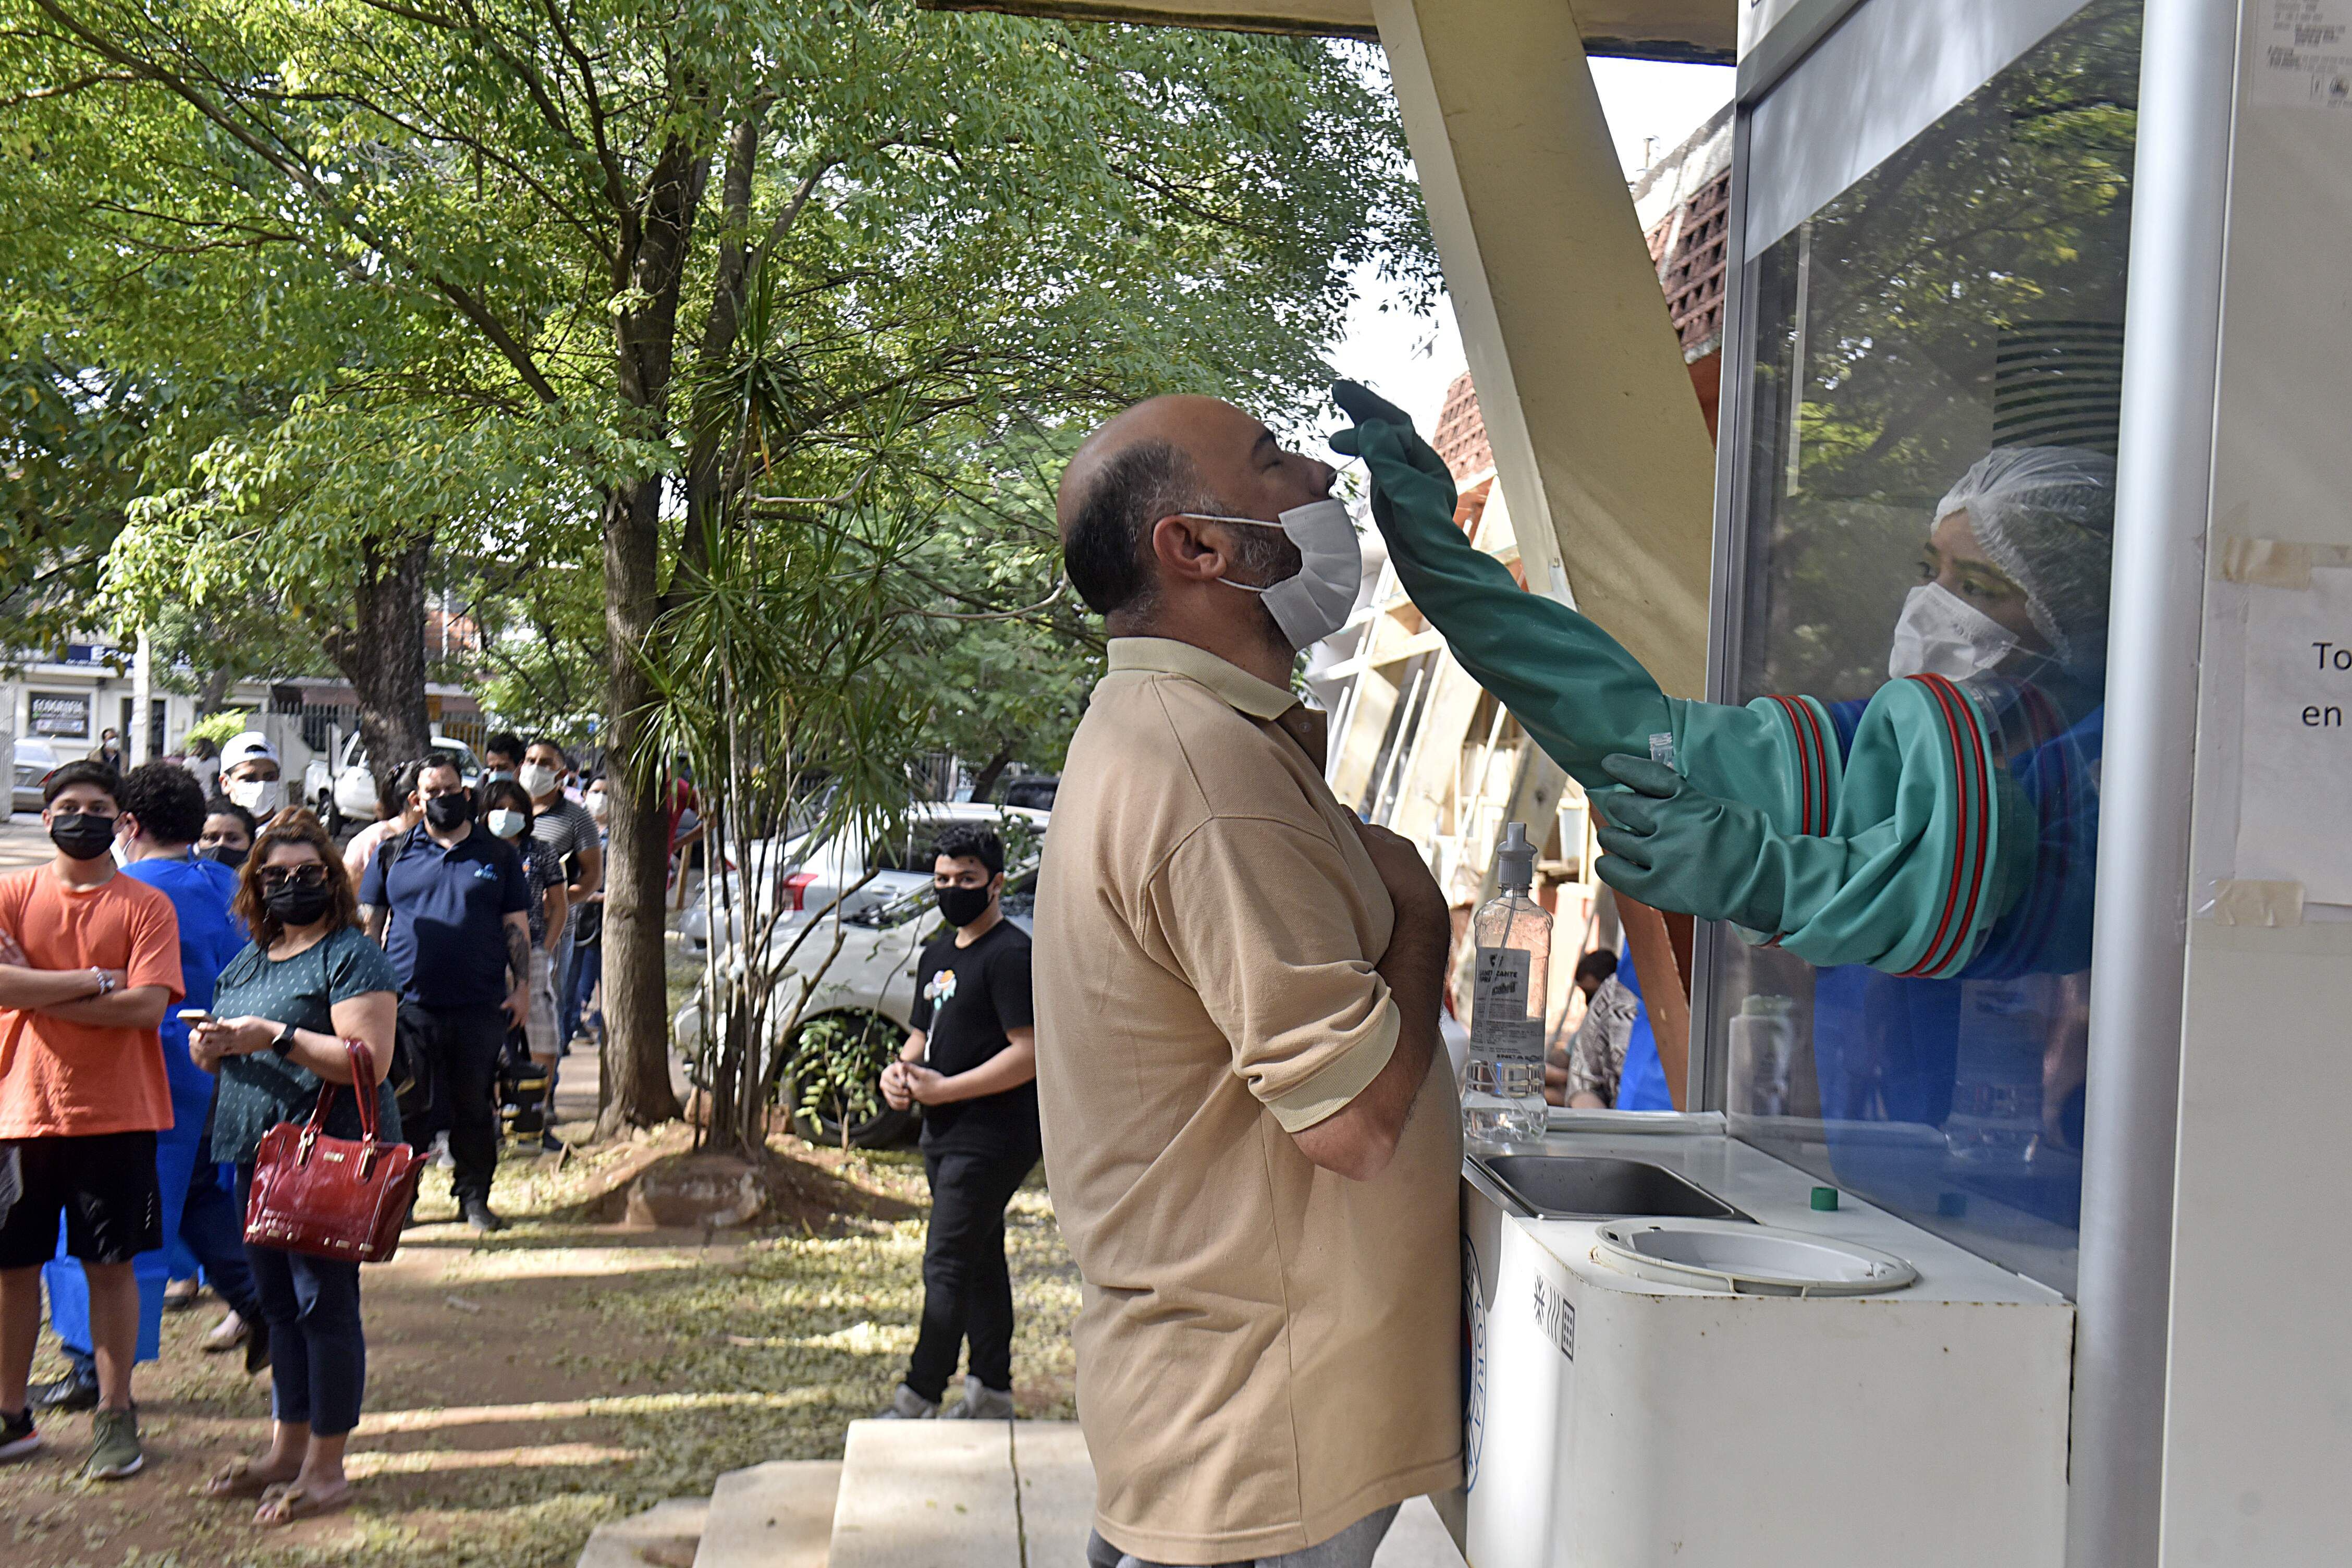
200, 802, 258, 871
518, 739, 599, 1057
1330, 383, 2110, 988
359, 753, 532, 1232
34, 764, 263, 1419
0, 762, 185, 1480
482, 778, 568, 1150
344, 760, 426, 882
873, 824, 1038, 1423
1039, 397, 1460, 1568
191, 811, 399, 1527
217, 731, 290, 831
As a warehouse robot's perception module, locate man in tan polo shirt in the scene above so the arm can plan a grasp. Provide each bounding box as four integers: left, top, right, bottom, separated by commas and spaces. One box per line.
1037, 395, 1461, 1568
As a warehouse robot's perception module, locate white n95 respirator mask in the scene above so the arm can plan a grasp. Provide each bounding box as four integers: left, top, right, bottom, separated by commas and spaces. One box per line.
1190, 498, 1363, 651
1887, 582, 2020, 682
227, 777, 285, 816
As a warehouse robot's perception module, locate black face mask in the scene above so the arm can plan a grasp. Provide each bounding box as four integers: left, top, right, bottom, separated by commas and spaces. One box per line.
264, 881, 335, 927
203, 842, 249, 869
424, 793, 473, 831
935, 883, 994, 929
49, 812, 118, 863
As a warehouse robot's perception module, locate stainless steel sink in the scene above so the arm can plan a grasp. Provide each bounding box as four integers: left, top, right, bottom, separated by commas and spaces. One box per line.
1474, 1154, 1750, 1222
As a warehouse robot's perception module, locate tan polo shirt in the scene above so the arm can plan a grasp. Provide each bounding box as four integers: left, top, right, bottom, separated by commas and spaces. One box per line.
1035, 637, 1462, 1564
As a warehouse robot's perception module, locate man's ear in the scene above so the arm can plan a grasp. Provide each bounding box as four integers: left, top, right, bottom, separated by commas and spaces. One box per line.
1149, 513, 1234, 587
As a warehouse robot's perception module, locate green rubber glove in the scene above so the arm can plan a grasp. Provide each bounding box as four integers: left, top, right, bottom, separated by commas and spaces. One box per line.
1329, 381, 1674, 793
1590, 753, 1788, 934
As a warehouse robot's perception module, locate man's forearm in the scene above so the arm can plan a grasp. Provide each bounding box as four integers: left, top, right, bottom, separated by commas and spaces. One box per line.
1290, 899, 1449, 1181
505, 921, 532, 990
45, 985, 171, 1030
360, 904, 387, 940
0, 965, 105, 1010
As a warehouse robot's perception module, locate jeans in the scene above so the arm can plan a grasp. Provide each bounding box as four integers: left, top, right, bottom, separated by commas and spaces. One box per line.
415, 1005, 509, 1205
1084, 1505, 1400, 1568
560, 938, 602, 1049
905, 1148, 1035, 1402
236, 1167, 366, 1436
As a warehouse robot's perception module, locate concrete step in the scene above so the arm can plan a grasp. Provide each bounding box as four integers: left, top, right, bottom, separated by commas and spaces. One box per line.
830, 1420, 1023, 1568
577, 1497, 708, 1568
831, 1418, 1463, 1567
693, 1459, 842, 1568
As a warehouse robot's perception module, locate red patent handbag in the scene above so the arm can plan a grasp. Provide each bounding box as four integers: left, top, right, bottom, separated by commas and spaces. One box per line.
244, 1038, 425, 1264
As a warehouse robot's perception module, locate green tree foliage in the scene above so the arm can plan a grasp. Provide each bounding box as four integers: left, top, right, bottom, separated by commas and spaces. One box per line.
3, 0, 1434, 1123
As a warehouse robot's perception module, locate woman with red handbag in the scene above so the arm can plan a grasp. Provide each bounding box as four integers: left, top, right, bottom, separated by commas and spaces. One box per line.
187, 812, 401, 1527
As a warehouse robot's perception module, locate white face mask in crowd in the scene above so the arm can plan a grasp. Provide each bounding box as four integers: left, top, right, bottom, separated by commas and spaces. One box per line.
518, 763, 559, 798
1887, 582, 2022, 682
1190, 498, 1363, 651
226, 777, 284, 816
585, 790, 608, 822
487, 807, 529, 840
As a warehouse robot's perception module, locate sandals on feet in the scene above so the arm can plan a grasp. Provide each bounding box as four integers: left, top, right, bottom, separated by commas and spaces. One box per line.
254, 1478, 351, 1526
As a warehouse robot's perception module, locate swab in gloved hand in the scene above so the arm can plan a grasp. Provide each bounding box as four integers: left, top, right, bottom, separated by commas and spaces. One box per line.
1590, 753, 1788, 937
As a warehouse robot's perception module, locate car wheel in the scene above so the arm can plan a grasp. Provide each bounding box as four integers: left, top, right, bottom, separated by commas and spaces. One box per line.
779, 1009, 920, 1150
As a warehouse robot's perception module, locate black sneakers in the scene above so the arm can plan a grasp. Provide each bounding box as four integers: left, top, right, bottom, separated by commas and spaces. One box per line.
29, 1369, 98, 1413
463, 1198, 508, 1232
1, 1406, 40, 1461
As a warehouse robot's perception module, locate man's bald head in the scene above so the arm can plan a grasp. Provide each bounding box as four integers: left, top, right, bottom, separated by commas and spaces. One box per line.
1057, 397, 1242, 618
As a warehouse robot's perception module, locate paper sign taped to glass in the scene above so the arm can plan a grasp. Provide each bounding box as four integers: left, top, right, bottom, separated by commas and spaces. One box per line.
2234, 566, 2352, 903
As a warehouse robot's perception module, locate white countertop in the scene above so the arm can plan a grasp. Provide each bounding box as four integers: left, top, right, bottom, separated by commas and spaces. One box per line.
1464, 1114, 2071, 1306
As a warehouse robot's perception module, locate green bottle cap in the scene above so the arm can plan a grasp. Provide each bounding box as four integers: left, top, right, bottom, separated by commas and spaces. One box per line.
1810, 1186, 1840, 1212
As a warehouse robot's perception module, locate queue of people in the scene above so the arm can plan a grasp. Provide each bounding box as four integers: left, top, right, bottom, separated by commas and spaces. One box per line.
0, 731, 600, 1509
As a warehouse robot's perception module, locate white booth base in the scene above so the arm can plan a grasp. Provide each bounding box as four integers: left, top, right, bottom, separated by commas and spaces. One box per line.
1455, 1117, 2073, 1568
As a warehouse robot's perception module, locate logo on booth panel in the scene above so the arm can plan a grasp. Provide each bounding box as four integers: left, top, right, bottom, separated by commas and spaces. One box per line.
1461, 1233, 1486, 1492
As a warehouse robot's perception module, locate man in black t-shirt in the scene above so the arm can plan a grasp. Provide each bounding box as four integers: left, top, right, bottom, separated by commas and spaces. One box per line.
875, 824, 1037, 1422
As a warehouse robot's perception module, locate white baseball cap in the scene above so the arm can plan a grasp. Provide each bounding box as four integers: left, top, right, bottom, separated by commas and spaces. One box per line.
220, 730, 279, 770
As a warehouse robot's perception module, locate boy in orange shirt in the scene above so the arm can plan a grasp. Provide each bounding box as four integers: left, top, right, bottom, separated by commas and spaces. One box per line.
0, 761, 183, 1479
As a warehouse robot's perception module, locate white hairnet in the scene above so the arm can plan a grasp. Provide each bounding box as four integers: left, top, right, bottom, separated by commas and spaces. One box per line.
1932, 446, 2116, 667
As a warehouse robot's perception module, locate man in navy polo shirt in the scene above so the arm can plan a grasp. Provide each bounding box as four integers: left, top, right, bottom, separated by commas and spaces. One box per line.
359, 752, 532, 1231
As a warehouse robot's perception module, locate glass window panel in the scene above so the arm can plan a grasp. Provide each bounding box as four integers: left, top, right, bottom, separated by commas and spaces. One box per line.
1716, 0, 2140, 1293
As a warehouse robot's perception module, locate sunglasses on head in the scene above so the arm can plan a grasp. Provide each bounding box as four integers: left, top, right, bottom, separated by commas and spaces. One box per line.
257, 864, 330, 891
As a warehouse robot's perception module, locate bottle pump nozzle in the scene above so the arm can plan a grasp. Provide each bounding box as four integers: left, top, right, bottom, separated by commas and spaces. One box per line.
1495, 822, 1535, 892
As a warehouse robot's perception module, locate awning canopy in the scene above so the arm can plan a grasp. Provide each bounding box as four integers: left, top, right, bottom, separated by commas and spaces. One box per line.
921, 0, 1737, 62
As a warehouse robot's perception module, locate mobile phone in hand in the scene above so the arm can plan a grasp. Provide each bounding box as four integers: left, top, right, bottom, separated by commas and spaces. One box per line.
177, 1009, 215, 1025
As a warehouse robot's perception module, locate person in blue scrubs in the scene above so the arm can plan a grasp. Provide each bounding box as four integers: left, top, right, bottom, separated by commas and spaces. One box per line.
33, 763, 259, 1411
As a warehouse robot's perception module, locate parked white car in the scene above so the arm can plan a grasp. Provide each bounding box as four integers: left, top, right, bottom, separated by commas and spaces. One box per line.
11, 736, 62, 815
672, 858, 1039, 1149
303, 730, 482, 832
680, 801, 1048, 949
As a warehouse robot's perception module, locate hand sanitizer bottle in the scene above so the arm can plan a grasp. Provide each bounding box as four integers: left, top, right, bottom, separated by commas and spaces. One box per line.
1465, 822, 1552, 1149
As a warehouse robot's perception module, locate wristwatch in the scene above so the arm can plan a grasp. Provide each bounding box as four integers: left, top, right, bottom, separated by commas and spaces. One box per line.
88, 967, 115, 997
271, 1021, 299, 1058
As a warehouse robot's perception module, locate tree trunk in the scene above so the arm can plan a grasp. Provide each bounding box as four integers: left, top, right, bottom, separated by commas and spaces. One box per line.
967, 744, 1015, 804
597, 475, 684, 1135
194, 666, 236, 718
594, 133, 710, 1135
321, 536, 434, 789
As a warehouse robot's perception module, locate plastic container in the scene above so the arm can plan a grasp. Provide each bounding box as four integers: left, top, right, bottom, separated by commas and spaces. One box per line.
1464, 822, 1551, 1148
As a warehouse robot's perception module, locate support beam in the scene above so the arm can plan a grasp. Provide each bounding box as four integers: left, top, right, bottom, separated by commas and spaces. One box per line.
1373, 0, 1719, 696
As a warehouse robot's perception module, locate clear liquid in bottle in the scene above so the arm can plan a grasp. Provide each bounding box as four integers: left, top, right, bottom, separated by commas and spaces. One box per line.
1465, 822, 1552, 1149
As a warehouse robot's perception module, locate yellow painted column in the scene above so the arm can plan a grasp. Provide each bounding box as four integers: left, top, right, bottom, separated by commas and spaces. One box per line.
1373, 0, 1718, 696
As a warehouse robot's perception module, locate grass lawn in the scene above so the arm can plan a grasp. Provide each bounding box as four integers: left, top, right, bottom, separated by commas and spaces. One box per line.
3, 1131, 1079, 1567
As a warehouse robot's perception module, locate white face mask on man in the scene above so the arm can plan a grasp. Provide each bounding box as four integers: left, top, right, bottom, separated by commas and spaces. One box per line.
1886, 582, 2021, 682
1185, 498, 1363, 651
226, 777, 284, 817
518, 763, 560, 799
